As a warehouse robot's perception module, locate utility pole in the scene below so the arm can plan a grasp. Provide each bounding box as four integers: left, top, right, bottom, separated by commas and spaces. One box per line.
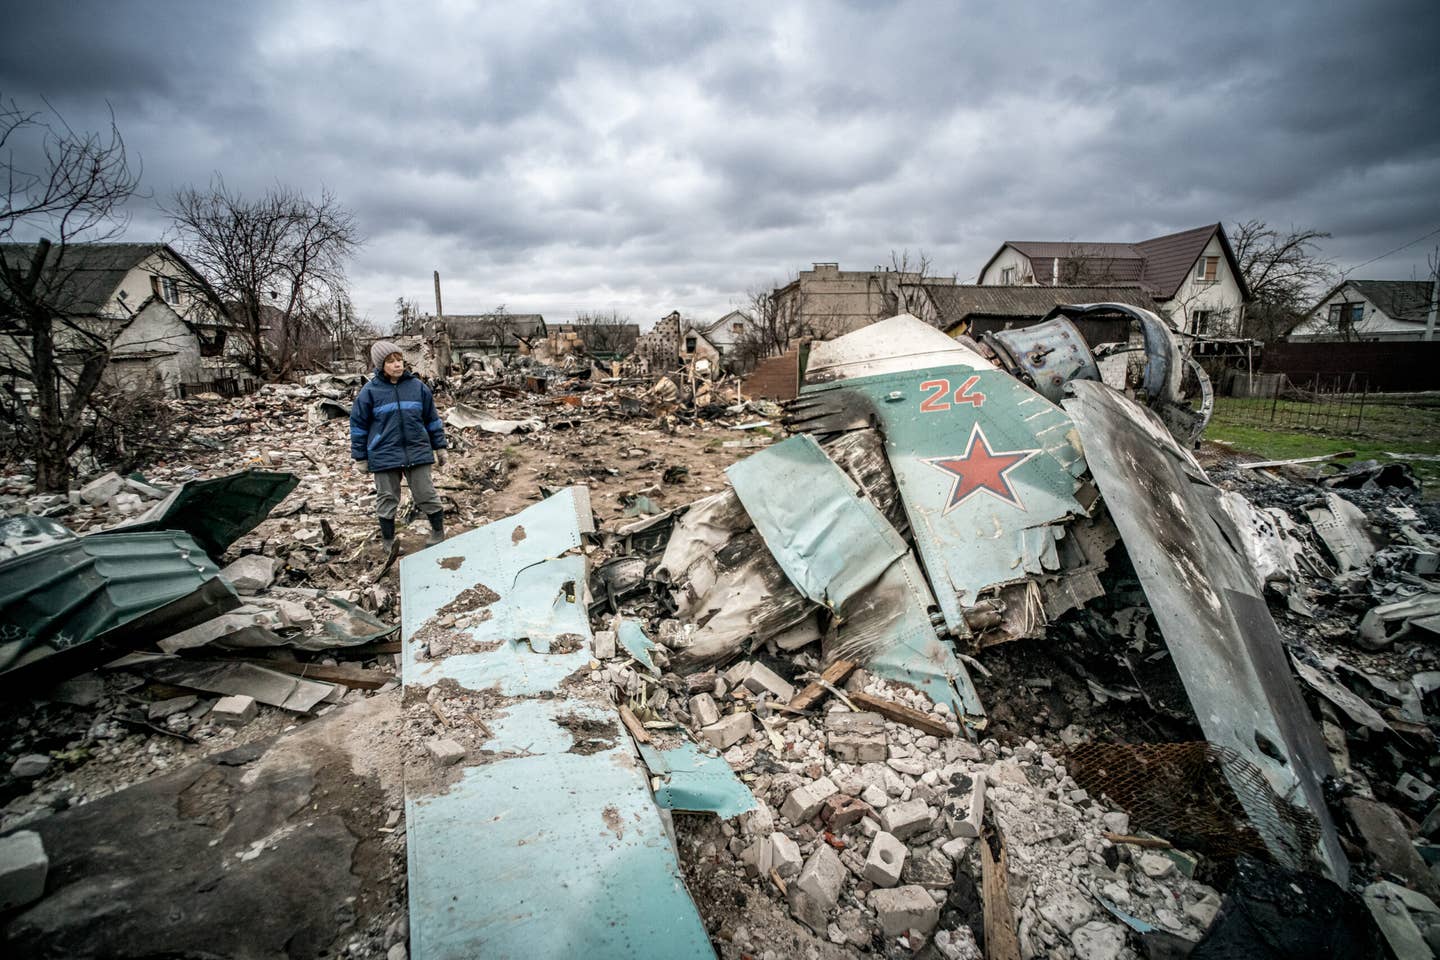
1425, 268, 1437, 341
433, 270, 444, 320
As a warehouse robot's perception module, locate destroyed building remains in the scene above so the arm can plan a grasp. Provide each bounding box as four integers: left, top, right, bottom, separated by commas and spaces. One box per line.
0, 306, 1438, 960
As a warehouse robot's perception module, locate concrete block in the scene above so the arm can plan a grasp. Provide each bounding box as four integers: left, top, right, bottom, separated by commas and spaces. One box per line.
879, 798, 933, 840
211, 694, 258, 726
903, 849, 955, 890
221, 554, 282, 595
1139, 852, 1175, 879
0, 830, 48, 911
740, 837, 773, 878
1397, 774, 1436, 805
689, 693, 720, 727
722, 661, 753, 688
872, 884, 940, 937
739, 801, 775, 837
425, 738, 466, 766
1101, 810, 1130, 835
825, 711, 887, 763
864, 831, 907, 887
795, 844, 846, 911
79, 471, 124, 505
942, 773, 985, 839
781, 776, 839, 823
771, 832, 802, 878
743, 662, 795, 701
700, 711, 753, 749
592, 629, 616, 659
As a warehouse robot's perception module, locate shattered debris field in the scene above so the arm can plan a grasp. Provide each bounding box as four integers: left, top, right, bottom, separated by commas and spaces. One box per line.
2, 313, 1439, 960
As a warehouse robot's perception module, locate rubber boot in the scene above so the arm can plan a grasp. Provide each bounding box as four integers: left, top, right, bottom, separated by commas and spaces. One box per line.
425, 510, 445, 546
379, 516, 397, 556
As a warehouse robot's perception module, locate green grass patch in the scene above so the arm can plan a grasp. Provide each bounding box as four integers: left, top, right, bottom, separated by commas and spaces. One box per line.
1207, 397, 1440, 497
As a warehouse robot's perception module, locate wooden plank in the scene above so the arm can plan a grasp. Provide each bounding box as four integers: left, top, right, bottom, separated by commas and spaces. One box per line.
617, 704, 652, 744
980, 826, 1022, 960
237, 659, 389, 689
331, 639, 402, 659
786, 659, 857, 712
847, 690, 952, 739
1104, 832, 1172, 849
1238, 451, 1355, 469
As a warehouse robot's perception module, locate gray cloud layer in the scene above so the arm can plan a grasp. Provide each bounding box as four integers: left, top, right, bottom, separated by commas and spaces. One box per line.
3, 0, 1438, 328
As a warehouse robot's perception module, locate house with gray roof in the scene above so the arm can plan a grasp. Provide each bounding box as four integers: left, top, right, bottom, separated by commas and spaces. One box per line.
0, 242, 238, 396
1289, 279, 1437, 342
977, 223, 1251, 335
925, 284, 1158, 345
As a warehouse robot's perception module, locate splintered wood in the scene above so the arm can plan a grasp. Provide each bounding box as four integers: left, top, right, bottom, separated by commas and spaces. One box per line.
785, 659, 857, 712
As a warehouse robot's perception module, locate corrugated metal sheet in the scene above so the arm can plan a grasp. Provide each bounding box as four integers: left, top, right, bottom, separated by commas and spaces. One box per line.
115, 470, 300, 559
0, 531, 237, 684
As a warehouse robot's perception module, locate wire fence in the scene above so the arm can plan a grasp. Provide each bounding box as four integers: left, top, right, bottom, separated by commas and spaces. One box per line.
1218, 371, 1372, 435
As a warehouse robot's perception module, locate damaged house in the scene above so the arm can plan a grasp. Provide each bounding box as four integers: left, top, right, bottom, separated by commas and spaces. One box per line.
0, 242, 239, 397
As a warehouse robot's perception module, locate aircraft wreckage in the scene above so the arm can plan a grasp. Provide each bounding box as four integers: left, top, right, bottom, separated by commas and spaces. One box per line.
397, 307, 1349, 958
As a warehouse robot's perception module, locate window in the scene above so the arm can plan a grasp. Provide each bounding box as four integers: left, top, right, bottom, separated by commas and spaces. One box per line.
159, 276, 180, 304
1192, 310, 1212, 336
1000, 265, 1016, 284
731, 323, 744, 334
684, 336, 697, 353
1329, 301, 1364, 333
1194, 257, 1219, 283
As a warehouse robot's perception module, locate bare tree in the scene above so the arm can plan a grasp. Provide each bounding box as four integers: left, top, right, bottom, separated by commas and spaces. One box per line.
168, 179, 361, 380
392, 296, 420, 335
884, 248, 953, 320
571, 309, 636, 357
732, 278, 819, 370
1231, 219, 1336, 341
0, 97, 144, 492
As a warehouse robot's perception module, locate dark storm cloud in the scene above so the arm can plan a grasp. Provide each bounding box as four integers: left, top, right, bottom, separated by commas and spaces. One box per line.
3, 0, 1438, 325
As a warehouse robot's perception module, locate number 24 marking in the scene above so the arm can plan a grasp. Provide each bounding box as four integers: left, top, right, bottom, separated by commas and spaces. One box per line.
919, 376, 986, 412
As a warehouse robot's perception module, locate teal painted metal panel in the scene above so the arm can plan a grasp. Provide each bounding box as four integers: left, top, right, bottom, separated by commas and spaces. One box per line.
801, 353, 1087, 636
399, 488, 715, 960
638, 741, 758, 818
0, 530, 231, 679
726, 434, 907, 613
616, 618, 658, 674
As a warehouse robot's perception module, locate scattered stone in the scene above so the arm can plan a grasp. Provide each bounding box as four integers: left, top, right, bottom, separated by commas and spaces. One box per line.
688, 693, 720, 727
425, 738, 466, 766
863, 831, 907, 887
700, 712, 753, 749
872, 884, 940, 937
781, 776, 839, 823
386, 944, 407, 960
1039, 890, 1095, 934
9, 752, 50, 779
1185, 891, 1221, 929
861, 783, 890, 809
0, 830, 48, 911
220, 554, 282, 594
825, 711, 887, 763
78, 471, 124, 506
1070, 920, 1126, 960
820, 794, 870, 830
770, 832, 802, 878
592, 630, 616, 660
1101, 810, 1130, 835
1139, 852, 1176, 879
211, 694, 258, 726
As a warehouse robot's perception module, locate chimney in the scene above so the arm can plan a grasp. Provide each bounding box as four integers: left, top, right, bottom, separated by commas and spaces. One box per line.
433, 271, 443, 319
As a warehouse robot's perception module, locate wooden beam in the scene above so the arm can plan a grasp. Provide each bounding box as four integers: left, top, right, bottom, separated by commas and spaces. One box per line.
786, 659, 857, 712
617, 704, 652, 744
847, 690, 952, 739
980, 826, 1022, 960
331, 639, 401, 659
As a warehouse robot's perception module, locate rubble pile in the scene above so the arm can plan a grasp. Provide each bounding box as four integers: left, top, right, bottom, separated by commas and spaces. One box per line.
1, 307, 1438, 959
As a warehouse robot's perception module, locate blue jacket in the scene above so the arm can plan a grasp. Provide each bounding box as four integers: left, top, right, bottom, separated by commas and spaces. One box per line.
350, 369, 448, 471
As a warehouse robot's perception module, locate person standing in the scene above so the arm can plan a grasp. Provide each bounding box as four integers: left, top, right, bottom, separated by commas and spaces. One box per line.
350, 340, 449, 552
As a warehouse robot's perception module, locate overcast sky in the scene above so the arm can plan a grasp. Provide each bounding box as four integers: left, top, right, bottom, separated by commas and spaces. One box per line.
3, 0, 1438, 330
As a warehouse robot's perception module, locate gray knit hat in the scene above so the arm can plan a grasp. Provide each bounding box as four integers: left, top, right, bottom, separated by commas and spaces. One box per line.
370, 339, 403, 370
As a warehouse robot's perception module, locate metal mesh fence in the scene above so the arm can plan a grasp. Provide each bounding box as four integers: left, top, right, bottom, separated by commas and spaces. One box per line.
1219, 371, 1370, 435
1063, 741, 1320, 872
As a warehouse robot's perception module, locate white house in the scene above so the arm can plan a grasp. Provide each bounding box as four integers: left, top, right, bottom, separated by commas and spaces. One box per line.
1289, 279, 1437, 342
694, 309, 751, 360
0, 242, 238, 395
976, 223, 1250, 336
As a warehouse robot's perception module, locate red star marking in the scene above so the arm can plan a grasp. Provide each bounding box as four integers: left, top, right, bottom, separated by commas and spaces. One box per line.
924, 424, 1041, 513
